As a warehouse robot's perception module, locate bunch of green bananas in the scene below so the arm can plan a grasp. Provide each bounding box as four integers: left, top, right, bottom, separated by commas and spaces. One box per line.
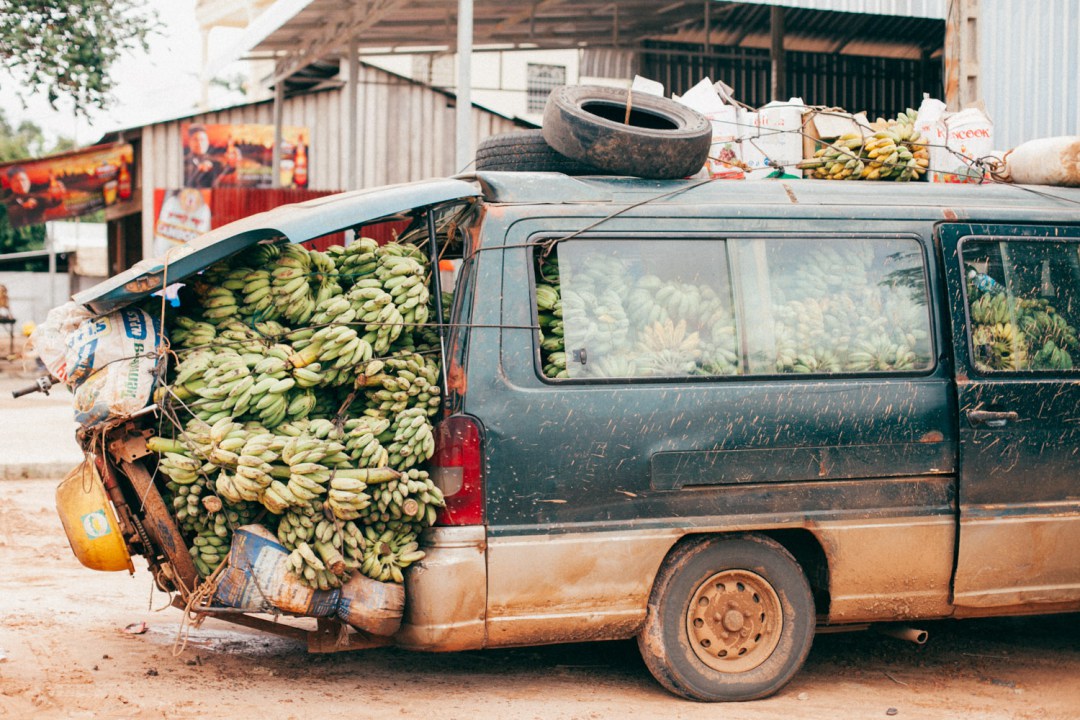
358, 525, 426, 584
375, 253, 431, 333
363, 468, 444, 527
799, 110, 930, 181
386, 408, 435, 469
170, 316, 217, 349
347, 283, 405, 355
288, 325, 373, 374
343, 415, 391, 467
190, 525, 230, 577
331, 237, 380, 289
192, 281, 241, 324
972, 322, 1029, 371
284, 540, 348, 591
358, 353, 441, 417
271, 244, 317, 325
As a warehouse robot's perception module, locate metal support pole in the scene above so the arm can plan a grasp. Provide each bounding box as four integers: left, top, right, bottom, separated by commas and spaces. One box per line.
704, 0, 711, 57
46, 225, 56, 311
770, 6, 786, 101
425, 210, 448, 399
345, 35, 359, 191
455, 0, 473, 174
271, 81, 284, 188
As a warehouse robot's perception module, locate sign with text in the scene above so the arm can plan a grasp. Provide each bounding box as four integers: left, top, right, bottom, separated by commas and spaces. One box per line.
0, 144, 134, 228
152, 188, 212, 258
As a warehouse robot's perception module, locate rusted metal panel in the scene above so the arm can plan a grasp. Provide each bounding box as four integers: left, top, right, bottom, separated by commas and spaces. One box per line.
953, 512, 1080, 610
119, 459, 199, 595
484, 529, 682, 648
813, 517, 955, 622
394, 526, 487, 651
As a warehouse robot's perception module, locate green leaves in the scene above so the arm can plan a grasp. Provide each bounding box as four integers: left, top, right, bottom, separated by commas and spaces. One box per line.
0, 0, 158, 115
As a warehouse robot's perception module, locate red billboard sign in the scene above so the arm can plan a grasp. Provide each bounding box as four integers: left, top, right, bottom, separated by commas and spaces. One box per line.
0, 143, 135, 228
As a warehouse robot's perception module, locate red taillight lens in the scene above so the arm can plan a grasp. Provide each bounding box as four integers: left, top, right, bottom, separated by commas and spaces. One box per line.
430, 415, 484, 526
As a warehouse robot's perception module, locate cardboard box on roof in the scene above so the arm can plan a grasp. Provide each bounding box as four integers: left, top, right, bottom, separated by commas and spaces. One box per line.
801, 108, 871, 160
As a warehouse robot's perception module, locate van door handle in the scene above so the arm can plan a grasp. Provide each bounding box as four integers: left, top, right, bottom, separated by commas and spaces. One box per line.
966, 409, 1019, 428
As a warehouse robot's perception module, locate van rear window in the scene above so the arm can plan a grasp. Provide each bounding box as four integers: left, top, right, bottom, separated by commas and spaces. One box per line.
536, 237, 933, 380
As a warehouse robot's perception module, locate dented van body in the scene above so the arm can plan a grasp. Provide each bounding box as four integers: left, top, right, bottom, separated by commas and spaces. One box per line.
75, 173, 1080, 700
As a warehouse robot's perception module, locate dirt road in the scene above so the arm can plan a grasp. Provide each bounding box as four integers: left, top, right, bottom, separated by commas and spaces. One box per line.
1, 478, 1077, 720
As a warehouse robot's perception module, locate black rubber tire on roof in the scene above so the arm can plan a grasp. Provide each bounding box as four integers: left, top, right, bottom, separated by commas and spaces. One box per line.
475, 130, 603, 174
541, 85, 712, 180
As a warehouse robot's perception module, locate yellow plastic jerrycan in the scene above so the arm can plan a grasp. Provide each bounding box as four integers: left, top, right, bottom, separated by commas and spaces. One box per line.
55, 461, 134, 573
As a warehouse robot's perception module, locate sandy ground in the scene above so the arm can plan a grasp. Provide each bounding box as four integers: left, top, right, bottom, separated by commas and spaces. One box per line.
1, 478, 1078, 720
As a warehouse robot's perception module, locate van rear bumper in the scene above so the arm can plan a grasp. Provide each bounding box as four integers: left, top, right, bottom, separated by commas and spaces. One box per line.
394, 525, 487, 651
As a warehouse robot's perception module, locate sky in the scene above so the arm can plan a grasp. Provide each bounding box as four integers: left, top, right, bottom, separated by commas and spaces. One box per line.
0, 0, 250, 149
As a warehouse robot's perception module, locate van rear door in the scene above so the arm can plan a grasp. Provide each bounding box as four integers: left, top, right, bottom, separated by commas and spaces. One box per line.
940, 223, 1080, 613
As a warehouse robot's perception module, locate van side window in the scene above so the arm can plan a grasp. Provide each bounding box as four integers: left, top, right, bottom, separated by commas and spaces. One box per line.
734, 238, 934, 375
536, 240, 737, 379
536, 237, 934, 380
960, 238, 1080, 372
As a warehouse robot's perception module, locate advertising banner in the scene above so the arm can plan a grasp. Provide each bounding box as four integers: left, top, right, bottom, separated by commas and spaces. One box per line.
181, 123, 309, 189
152, 188, 212, 258
0, 144, 135, 228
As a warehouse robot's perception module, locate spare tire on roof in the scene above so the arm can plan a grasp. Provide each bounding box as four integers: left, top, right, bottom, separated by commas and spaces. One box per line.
541, 85, 712, 179
475, 130, 603, 174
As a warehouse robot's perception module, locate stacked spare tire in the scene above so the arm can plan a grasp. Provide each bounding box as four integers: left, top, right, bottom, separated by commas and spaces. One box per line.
477, 85, 712, 180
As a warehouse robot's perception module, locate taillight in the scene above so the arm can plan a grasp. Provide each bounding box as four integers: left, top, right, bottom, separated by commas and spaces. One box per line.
430, 415, 484, 526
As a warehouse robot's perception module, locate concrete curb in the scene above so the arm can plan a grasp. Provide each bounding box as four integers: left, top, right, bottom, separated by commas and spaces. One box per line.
1, 462, 80, 481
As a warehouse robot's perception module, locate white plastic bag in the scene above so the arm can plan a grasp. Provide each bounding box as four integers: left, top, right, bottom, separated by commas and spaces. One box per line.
741, 98, 805, 180
28, 301, 93, 385
66, 307, 161, 427
916, 96, 994, 183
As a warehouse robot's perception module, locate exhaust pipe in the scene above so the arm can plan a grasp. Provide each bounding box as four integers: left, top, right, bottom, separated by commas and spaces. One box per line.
877, 625, 929, 645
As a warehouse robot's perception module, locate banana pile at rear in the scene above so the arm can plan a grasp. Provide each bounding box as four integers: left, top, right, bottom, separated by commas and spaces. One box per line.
147, 239, 445, 590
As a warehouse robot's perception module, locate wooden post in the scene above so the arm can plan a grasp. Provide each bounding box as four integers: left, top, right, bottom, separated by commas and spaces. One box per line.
271, 81, 284, 188
945, 0, 980, 110
770, 6, 786, 101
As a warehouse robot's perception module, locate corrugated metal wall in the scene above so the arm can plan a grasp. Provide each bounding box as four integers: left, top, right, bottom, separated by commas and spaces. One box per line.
643, 43, 942, 120
137, 64, 524, 257
980, 0, 1080, 150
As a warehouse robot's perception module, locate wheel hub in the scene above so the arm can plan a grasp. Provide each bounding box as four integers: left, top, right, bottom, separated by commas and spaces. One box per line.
686, 568, 783, 673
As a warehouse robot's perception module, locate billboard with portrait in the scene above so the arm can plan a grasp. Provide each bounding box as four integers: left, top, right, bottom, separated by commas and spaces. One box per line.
0, 143, 135, 228
181, 123, 309, 189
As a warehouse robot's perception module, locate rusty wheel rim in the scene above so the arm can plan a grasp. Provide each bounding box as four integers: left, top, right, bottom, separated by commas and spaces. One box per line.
685, 569, 783, 673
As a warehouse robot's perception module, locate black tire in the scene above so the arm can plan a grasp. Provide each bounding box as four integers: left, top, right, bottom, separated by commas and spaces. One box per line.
637, 534, 815, 702
475, 130, 603, 174
541, 85, 712, 179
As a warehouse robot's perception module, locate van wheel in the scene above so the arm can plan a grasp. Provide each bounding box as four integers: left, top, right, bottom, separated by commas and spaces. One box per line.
541, 85, 712, 179
637, 534, 815, 701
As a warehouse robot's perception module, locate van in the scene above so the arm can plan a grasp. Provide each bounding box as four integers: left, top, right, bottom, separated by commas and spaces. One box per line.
71, 173, 1080, 701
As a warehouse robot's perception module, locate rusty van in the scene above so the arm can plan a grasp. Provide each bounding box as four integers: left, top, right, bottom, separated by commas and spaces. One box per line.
62, 173, 1080, 701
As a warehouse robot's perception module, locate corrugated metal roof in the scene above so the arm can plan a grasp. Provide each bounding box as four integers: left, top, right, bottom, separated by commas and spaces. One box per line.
655, 2, 944, 59
247, 0, 946, 83
980, 0, 1080, 150
734, 0, 945, 19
